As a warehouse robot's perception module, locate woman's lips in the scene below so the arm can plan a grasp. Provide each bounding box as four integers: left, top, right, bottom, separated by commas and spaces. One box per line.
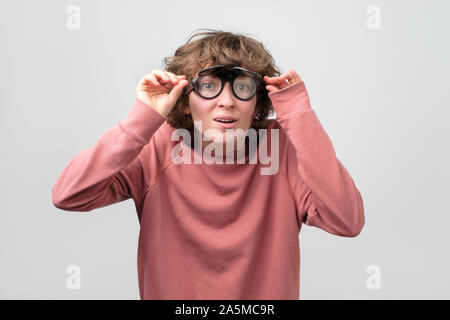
213, 119, 238, 128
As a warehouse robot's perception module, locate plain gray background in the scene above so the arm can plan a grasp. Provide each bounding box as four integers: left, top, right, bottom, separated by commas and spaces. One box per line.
1, 0, 449, 299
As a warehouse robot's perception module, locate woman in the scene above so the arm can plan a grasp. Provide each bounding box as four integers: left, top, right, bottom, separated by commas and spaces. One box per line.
52, 29, 365, 300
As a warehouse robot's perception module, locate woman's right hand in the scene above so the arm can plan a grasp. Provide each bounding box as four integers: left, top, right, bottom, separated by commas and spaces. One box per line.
136, 70, 188, 118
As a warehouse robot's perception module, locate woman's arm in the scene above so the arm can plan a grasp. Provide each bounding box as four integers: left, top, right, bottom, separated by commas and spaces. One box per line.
268, 79, 365, 237
52, 69, 187, 212
51, 98, 166, 212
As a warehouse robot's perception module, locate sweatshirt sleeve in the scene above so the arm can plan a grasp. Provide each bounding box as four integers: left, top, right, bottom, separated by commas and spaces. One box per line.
52, 98, 167, 212
268, 81, 365, 237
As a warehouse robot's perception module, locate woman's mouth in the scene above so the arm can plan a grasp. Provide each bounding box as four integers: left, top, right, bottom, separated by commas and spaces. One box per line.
214, 117, 238, 128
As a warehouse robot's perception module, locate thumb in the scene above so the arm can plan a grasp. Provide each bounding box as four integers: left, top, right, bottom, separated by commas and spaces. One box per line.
168, 80, 188, 103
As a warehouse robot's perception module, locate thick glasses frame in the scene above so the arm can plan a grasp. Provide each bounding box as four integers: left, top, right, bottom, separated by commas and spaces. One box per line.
185, 65, 264, 101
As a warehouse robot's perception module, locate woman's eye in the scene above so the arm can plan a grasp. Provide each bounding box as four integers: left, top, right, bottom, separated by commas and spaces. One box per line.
201, 82, 214, 89
237, 84, 250, 91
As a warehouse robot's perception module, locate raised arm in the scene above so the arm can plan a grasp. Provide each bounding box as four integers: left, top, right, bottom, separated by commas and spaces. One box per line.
51, 98, 167, 212
52, 69, 188, 212
268, 79, 365, 237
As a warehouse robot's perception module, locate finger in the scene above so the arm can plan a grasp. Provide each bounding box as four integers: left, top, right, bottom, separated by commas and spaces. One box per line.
166, 71, 180, 85
265, 84, 279, 92
290, 69, 302, 83
145, 73, 159, 86
153, 70, 171, 83
280, 74, 294, 87
284, 69, 302, 84
154, 73, 174, 90
264, 75, 281, 83
264, 76, 274, 83
154, 72, 170, 83
168, 79, 188, 102
265, 73, 289, 84
266, 78, 288, 86
148, 73, 172, 90
278, 72, 291, 81
264, 77, 282, 84
280, 80, 290, 89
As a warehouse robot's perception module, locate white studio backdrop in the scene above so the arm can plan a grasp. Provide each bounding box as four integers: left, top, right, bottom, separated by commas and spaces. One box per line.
1, 0, 449, 299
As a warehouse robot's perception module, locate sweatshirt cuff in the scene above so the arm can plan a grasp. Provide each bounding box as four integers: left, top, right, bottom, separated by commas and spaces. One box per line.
118, 98, 167, 144
268, 81, 312, 119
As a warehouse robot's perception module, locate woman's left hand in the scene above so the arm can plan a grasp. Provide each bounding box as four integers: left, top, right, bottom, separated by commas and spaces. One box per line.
264, 69, 303, 93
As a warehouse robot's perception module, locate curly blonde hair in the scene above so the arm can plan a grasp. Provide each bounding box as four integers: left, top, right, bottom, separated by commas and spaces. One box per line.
163, 28, 282, 132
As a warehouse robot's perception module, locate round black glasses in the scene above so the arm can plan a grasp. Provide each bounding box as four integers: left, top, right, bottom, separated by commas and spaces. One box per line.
186, 65, 264, 101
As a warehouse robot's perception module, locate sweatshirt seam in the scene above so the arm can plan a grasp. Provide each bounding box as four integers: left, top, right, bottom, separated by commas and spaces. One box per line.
117, 121, 148, 145
281, 124, 302, 232
286, 161, 301, 232
142, 158, 176, 200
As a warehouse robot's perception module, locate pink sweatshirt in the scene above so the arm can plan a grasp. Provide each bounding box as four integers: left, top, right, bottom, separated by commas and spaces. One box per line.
52, 81, 365, 300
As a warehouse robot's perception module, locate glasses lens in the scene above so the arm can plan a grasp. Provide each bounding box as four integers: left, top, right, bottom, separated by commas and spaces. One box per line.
197, 74, 221, 98
195, 67, 261, 100
233, 74, 258, 100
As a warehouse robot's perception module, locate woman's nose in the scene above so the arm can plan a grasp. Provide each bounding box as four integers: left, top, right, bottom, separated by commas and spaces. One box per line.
217, 82, 235, 106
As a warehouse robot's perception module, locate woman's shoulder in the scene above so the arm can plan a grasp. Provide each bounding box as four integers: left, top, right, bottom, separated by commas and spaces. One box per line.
139, 121, 177, 166
257, 118, 290, 153
261, 118, 287, 139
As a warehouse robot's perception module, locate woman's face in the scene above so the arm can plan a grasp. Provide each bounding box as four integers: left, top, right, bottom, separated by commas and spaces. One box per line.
187, 69, 258, 149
